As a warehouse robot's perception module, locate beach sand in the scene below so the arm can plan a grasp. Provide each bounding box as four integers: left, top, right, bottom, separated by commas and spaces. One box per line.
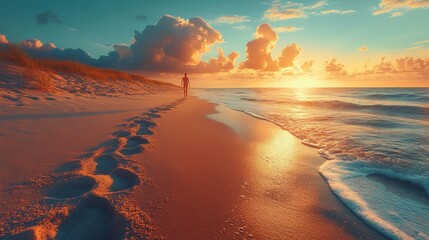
133, 97, 387, 239
0, 85, 387, 239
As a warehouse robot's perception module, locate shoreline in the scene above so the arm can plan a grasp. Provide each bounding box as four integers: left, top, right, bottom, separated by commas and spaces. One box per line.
0, 91, 391, 239
133, 97, 387, 239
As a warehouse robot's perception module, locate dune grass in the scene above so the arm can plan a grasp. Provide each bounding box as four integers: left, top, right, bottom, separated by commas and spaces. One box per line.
0, 45, 170, 92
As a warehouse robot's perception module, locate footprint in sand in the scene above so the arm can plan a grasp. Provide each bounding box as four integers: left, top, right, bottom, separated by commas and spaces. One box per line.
120, 146, 143, 156
54, 161, 82, 173
114, 130, 131, 138
143, 113, 161, 118
134, 120, 156, 136
109, 167, 140, 192
55, 196, 126, 240
47, 175, 96, 199
125, 136, 149, 148
24, 95, 40, 100
94, 155, 118, 174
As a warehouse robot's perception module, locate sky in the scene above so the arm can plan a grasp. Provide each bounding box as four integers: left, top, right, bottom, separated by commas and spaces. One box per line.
0, 0, 428, 87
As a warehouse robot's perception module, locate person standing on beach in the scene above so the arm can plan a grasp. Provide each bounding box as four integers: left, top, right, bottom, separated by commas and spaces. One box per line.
181, 73, 190, 97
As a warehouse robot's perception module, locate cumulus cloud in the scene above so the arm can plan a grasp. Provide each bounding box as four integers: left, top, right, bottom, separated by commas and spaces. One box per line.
18, 39, 56, 51
278, 43, 302, 68
274, 26, 303, 32
0, 34, 8, 44
365, 57, 429, 75
240, 24, 301, 71
112, 44, 132, 59
213, 15, 250, 24
301, 60, 315, 72
240, 24, 280, 71
324, 58, 347, 76
36, 10, 62, 25
0, 15, 240, 73
121, 15, 239, 72
194, 48, 239, 72
135, 14, 147, 21
373, 0, 429, 15
320, 9, 356, 15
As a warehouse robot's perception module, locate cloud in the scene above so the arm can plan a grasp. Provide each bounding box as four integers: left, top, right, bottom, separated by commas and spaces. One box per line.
364, 57, 429, 75
390, 11, 404, 17
264, 1, 307, 21
121, 15, 238, 73
135, 14, 147, 21
264, 0, 330, 21
320, 9, 356, 15
240, 24, 280, 71
309, 1, 328, 9
233, 25, 249, 30
324, 58, 347, 76
240, 24, 301, 71
0, 34, 8, 44
212, 15, 250, 24
194, 48, 239, 72
413, 39, 429, 45
36, 10, 62, 25
18, 39, 56, 51
301, 60, 315, 72
68, 27, 79, 31
359, 45, 368, 51
113, 44, 132, 59
0, 15, 239, 73
373, 0, 429, 15
274, 26, 303, 32
278, 43, 302, 68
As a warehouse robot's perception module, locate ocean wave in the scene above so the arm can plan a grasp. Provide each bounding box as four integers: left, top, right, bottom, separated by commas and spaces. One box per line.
195, 88, 429, 240
241, 97, 429, 119
319, 160, 429, 240
364, 93, 429, 102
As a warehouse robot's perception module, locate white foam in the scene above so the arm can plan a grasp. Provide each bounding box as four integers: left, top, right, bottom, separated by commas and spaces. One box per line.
319, 160, 429, 240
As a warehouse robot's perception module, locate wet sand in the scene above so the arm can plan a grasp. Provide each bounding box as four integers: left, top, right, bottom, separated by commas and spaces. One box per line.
134, 97, 387, 239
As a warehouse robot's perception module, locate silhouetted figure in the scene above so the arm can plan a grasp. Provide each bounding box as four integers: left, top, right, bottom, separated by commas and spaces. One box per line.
181, 73, 190, 97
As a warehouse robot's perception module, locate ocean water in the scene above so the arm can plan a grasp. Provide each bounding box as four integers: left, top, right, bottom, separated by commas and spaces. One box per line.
194, 88, 429, 239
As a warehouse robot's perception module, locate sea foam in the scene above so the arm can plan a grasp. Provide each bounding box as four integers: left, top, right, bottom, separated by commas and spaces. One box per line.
319, 160, 429, 240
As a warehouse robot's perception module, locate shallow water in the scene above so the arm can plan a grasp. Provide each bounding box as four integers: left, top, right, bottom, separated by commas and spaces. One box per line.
194, 88, 429, 239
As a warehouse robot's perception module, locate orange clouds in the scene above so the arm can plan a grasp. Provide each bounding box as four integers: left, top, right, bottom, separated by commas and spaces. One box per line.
264, 1, 307, 21
124, 15, 239, 73
359, 45, 368, 51
264, 0, 333, 21
18, 39, 56, 51
324, 58, 347, 76
0, 34, 8, 44
279, 43, 302, 68
366, 57, 429, 75
274, 26, 303, 32
301, 60, 315, 73
373, 0, 429, 16
240, 24, 302, 71
213, 15, 250, 24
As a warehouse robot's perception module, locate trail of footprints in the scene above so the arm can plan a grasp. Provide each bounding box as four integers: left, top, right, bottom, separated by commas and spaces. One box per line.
1, 99, 184, 240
